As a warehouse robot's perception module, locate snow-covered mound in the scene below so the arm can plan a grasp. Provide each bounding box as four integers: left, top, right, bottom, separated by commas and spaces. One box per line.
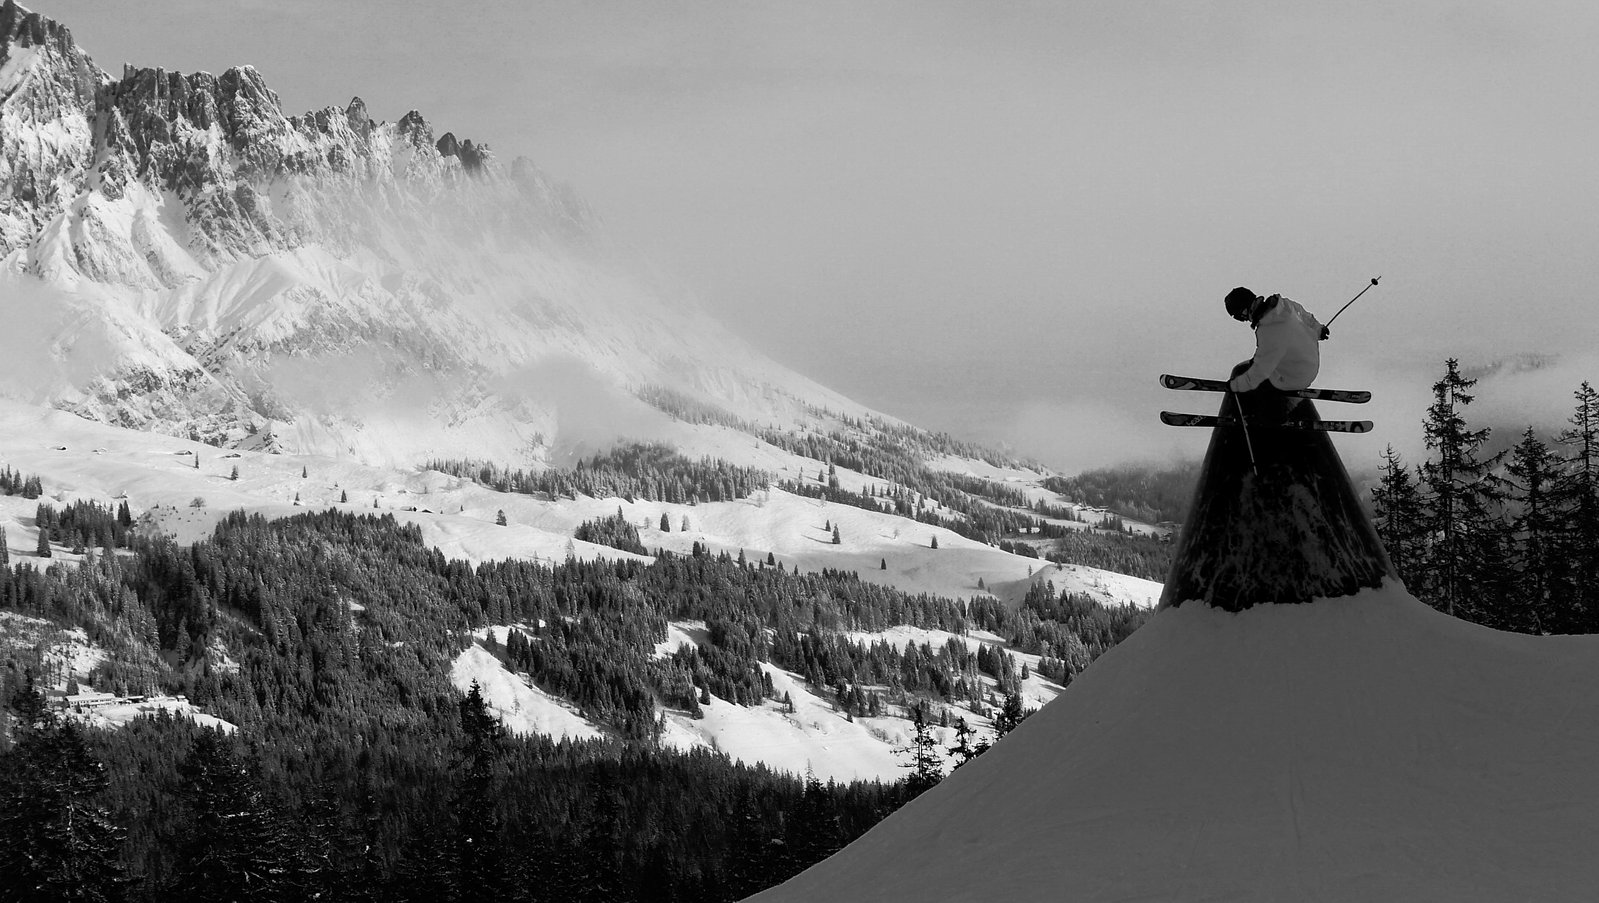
751, 584, 1599, 901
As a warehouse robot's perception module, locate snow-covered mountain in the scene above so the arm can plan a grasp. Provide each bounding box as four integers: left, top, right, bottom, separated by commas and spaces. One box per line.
0, 0, 869, 465
1, 2, 1166, 790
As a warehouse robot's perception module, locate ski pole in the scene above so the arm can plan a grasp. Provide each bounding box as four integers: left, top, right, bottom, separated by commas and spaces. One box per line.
1231, 390, 1259, 476
1326, 276, 1381, 329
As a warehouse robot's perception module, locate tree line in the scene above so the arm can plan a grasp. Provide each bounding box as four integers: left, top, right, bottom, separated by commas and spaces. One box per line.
1043, 462, 1200, 527
0, 466, 43, 499
1372, 361, 1599, 633
428, 443, 772, 505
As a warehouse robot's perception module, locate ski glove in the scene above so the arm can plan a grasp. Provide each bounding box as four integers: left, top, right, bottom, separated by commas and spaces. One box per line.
1319, 326, 1330, 340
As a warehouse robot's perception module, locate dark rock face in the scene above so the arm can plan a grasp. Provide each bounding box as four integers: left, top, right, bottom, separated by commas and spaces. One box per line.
1157, 390, 1395, 611
1, 1, 590, 269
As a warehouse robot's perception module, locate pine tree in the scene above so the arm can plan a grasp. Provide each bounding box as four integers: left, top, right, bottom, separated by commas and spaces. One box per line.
947, 717, 980, 769
229, 465, 239, 481
169, 728, 302, 903
0, 525, 7, 567
1556, 381, 1599, 629
1418, 359, 1506, 621
0, 707, 129, 903
453, 682, 508, 902
789, 773, 843, 869
301, 466, 308, 479
1505, 428, 1565, 633
340, 489, 348, 503
659, 512, 671, 532
495, 509, 507, 526
831, 525, 841, 545
898, 709, 943, 797
1371, 444, 1427, 588
993, 689, 1029, 737
930, 535, 939, 550
35, 527, 50, 559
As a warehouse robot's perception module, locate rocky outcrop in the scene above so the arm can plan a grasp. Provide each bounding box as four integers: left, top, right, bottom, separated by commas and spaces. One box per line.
2, 1, 590, 273
0, 0, 102, 250
0, 2, 840, 462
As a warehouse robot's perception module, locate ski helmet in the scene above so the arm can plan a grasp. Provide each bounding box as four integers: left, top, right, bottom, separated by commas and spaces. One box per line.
1224, 286, 1257, 321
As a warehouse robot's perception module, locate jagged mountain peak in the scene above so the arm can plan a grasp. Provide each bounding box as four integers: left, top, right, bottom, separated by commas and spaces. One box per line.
1, 0, 81, 60
0, 2, 875, 465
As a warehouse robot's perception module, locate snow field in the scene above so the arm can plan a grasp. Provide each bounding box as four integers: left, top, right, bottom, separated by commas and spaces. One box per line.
449, 642, 602, 743
64, 696, 236, 735
0, 397, 1158, 782
449, 619, 1066, 784
0, 398, 1152, 610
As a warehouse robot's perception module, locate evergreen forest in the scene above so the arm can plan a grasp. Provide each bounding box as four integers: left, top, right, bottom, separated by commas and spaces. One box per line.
1372, 362, 1599, 634
0, 501, 1148, 902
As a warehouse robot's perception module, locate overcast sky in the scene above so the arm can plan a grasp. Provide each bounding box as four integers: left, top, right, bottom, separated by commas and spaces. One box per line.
38, 0, 1599, 472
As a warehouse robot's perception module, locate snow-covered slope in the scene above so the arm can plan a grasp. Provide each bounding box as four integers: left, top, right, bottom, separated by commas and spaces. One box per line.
446, 619, 1072, 784
0, 396, 1142, 781
751, 584, 1599, 901
0, 397, 1151, 609
0, 0, 872, 464
751, 374, 1595, 900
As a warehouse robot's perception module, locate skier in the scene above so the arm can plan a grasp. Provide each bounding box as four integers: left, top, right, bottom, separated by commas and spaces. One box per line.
1223, 286, 1330, 401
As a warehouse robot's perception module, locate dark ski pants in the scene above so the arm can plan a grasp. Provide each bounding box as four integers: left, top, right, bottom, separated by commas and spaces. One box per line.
1228, 360, 1306, 421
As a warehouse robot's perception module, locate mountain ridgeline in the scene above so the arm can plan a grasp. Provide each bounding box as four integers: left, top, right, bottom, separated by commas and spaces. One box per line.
0, 0, 871, 462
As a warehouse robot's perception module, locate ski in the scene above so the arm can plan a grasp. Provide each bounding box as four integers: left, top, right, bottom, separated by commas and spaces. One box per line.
1159, 374, 1370, 404
1159, 411, 1374, 433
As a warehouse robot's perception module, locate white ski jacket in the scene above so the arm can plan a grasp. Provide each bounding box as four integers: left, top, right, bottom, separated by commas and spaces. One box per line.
1229, 295, 1325, 393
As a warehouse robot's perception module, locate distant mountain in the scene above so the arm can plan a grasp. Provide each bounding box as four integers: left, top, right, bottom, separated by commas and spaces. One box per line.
0, 0, 871, 465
